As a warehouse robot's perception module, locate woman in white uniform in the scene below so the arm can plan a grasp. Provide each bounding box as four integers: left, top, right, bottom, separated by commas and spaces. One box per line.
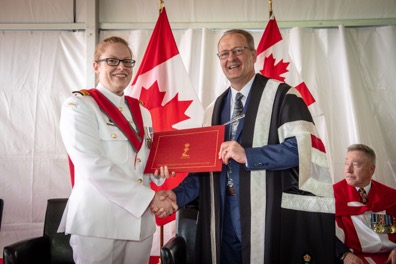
58, 36, 177, 264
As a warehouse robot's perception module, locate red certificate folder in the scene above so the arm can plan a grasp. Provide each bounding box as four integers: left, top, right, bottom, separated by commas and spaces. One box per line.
144, 125, 225, 173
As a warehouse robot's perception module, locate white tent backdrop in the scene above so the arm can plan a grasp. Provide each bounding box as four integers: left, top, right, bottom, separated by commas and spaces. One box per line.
1, 25, 396, 256
1, 0, 396, 258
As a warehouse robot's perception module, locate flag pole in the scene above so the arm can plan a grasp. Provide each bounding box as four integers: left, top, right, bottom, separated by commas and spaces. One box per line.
158, 1, 165, 260
269, 0, 273, 19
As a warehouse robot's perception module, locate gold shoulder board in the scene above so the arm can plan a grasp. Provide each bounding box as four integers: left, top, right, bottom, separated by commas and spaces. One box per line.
72, 89, 91, 96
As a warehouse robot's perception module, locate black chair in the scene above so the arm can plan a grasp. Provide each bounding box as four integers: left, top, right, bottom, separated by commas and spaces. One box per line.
0, 198, 3, 231
160, 207, 199, 264
3, 198, 74, 264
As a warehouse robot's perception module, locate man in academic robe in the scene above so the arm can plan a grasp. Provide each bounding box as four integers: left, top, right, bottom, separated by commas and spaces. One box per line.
158, 29, 335, 264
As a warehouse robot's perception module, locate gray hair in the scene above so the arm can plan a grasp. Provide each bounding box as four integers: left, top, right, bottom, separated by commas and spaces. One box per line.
218, 29, 255, 50
347, 144, 376, 165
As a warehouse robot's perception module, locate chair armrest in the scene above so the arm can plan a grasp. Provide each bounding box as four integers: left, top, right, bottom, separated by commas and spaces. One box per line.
3, 236, 51, 264
160, 236, 186, 264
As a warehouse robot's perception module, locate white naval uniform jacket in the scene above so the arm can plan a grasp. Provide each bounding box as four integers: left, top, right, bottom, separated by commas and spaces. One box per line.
58, 84, 163, 241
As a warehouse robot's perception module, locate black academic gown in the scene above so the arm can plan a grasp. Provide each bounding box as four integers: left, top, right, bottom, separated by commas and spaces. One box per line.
195, 74, 335, 264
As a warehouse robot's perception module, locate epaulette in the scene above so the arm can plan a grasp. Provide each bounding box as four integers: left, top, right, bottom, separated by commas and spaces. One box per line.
72, 89, 91, 96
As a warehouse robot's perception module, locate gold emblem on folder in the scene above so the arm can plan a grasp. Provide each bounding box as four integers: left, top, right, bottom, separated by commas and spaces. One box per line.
181, 143, 190, 158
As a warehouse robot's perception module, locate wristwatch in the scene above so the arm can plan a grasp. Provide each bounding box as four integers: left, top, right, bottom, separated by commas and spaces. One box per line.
340, 252, 349, 261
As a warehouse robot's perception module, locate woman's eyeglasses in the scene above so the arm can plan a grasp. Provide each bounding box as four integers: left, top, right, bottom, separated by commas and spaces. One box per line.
96, 58, 136, 68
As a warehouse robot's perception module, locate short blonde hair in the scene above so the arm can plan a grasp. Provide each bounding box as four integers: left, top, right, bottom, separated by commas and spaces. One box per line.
94, 36, 132, 62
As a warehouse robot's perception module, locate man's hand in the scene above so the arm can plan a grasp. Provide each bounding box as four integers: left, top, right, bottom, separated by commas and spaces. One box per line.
385, 248, 396, 264
150, 190, 178, 218
157, 190, 177, 203
219, 140, 246, 165
343, 252, 364, 264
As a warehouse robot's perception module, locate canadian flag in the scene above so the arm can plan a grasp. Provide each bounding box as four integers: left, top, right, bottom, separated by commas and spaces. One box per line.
127, 7, 204, 225
256, 16, 322, 119
256, 16, 334, 183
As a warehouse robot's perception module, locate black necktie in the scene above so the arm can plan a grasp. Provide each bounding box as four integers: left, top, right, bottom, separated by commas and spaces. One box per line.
359, 188, 368, 204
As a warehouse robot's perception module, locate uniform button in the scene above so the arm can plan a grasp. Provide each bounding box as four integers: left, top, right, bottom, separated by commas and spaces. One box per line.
118, 106, 123, 112
137, 178, 143, 184
136, 158, 141, 163
112, 134, 117, 138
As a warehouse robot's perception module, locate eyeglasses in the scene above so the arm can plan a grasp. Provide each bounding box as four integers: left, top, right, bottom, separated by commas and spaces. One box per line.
96, 58, 136, 68
217, 46, 252, 60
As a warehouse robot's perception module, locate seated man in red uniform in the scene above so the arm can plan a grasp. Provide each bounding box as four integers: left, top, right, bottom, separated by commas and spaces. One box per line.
334, 144, 396, 263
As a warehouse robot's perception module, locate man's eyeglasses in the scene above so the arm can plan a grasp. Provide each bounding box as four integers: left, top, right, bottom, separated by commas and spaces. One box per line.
96, 58, 136, 68
217, 46, 252, 60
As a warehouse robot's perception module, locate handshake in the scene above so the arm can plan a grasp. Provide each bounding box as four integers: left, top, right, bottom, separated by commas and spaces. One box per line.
149, 190, 178, 218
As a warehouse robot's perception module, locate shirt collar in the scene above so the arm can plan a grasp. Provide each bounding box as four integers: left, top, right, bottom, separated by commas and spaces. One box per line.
355, 181, 372, 194
230, 75, 255, 104
96, 83, 125, 109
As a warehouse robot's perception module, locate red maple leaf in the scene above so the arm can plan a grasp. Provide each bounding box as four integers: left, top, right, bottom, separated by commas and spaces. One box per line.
139, 81, 193, 132
260, 54, 289, 82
